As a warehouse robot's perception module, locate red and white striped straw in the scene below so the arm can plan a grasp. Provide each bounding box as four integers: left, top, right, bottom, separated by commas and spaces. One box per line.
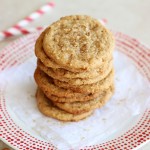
0, 17, 107, 41
0, 2, 55, 40
100, 18, 108, 26
0, 26, 45, 37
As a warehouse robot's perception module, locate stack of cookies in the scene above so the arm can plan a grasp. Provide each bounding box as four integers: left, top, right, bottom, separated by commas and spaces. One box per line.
34, 15, 115, 121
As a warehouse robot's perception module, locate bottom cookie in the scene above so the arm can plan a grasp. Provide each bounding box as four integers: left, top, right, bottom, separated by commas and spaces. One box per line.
36, 88, 93, 121
54, 85, 114, 114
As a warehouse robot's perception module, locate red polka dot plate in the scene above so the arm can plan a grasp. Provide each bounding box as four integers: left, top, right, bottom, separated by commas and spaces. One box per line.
0, 31, 150, 150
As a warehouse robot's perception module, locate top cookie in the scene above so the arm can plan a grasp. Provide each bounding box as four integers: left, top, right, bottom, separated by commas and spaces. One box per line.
43, 15, 114, 71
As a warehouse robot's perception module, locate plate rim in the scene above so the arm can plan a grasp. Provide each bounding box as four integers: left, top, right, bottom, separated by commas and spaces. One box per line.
0, 31, 150, 150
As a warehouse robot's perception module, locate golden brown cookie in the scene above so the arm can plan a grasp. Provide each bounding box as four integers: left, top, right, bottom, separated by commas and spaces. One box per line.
35, 29, 111, 73
37, 59, 113, 85
34, 68, 85, 98
53, 85, 114, 114
48, 60, 112, 79
47, 89, 107, 103
35, 29, 61, 69
43, 15, 114, 71
36, 88, 93, 121
54, 69, 114, 94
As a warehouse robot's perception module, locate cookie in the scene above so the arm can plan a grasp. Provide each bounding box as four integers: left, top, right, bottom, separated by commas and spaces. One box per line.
36, 29, 110, 73
43, 15, 114, 71
34, 68, 99, 100
45, 88, 108, 103
48, 60, 112, 79
35, 29, 61, 69
54, 69, 114, 94
36, 88, 93, 121
54, 85, 114, 114
47, 58, 112, 79
37, 59, 113, 85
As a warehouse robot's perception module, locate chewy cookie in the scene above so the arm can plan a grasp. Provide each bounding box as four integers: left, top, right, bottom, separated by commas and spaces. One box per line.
54, 69, 114, 94
34, 68, 86, 98
43, 15, 114, 71
35, 29, 61, 69
46, 90, 107, 103
36, 88, 93, 121
38, 59, 113, 85
34, 68, 109, 102
53, 85, 114, 114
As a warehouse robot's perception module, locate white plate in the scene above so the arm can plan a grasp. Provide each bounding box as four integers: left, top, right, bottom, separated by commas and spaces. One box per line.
0, 31, 150, 150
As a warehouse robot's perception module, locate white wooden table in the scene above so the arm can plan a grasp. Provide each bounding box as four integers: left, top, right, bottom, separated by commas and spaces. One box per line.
0, 0, 149, 149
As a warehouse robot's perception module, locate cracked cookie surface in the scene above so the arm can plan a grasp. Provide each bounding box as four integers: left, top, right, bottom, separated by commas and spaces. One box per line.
43, 15, 114, 71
